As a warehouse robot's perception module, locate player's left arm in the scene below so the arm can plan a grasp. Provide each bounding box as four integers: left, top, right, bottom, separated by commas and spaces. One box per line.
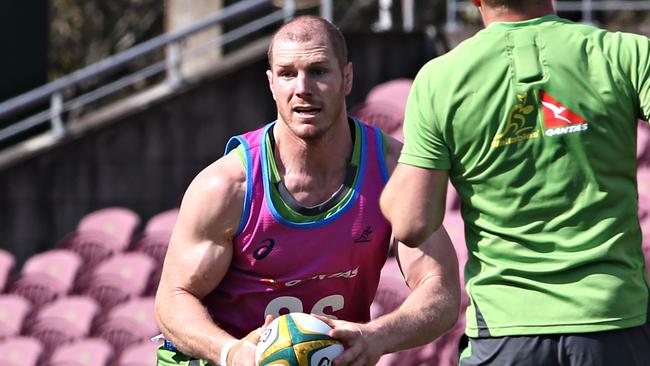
317, 135, 460, 365
318, 229, 460, 366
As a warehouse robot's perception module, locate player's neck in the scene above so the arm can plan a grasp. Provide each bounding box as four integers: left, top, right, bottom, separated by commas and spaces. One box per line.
479, 4, 555, 26
272, 118, 353, 205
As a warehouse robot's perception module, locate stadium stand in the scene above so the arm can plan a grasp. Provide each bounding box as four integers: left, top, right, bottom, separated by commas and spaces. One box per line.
1, 88, 650, 366
132, 208, 179, 295
116, 339, 160, 366
9, 249, 82, 309
142, 208, 179, 235
26, 295, 100, 361
0, 336, 44, 366
76, 207, 141, 251
80, 253, 155, 311
47, 337, 113, 366
0, 249, 15, 293
93, 297, 158, 358
0, 294, 33, 339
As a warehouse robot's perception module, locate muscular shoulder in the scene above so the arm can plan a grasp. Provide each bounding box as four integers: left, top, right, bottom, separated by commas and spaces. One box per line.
178, 151, 246, 240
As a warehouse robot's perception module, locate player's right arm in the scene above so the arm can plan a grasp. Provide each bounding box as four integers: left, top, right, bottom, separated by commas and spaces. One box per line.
154, 150, 247, 365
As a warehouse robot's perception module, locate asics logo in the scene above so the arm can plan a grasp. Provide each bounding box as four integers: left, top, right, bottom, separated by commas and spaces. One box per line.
253, 239, 275, 260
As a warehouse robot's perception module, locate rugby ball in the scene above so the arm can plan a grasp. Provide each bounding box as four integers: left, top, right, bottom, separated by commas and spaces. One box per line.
255, 313, 344, 366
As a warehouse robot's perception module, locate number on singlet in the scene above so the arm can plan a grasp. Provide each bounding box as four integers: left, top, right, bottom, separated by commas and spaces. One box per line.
264, 295, 344, 319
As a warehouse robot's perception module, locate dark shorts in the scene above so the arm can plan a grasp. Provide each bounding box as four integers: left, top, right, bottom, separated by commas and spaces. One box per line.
459, 320, 650, 366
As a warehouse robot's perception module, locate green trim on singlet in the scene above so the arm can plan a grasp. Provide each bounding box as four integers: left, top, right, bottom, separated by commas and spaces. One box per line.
266, 119, 362, 222
233, 119, 366, 223
156, 346, 215, 366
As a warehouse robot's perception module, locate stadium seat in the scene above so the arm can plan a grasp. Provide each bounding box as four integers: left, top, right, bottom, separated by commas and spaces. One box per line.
76, 207, 141, 252
116, 339, 159, 366
350, 101, 406, 141
0, 249, 15, 293
94, 297, 158, 354
9, 249, 82, 309
365, 79, 413, 112
81, 253, 155, 311
143, 208, 179, 235
0, 294, 33, 339
132, 208, 178, 295
26, 295, 100, 360
0, 336, 43, 366
638, 167, 650, 221
446, 182, 461, 212
638, 121, 650, 165
371, 258, 425, 366
47, 337, 113, 366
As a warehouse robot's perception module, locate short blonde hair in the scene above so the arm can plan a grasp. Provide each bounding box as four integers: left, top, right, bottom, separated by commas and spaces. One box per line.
268, 16, 348, 69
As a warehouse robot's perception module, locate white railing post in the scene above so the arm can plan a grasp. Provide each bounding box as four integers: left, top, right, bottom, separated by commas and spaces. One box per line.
320, 0, 333, 22
284, 0, 296, 21
374, 0, 393, 31
582, 0, 593, 24
167, 42, 183, 88
49, 93, 66, 137
446, 0, 459, 32
402, 0, 414, 32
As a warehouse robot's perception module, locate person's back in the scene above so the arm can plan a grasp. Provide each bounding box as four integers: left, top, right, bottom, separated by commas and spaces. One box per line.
382, 1, 650, 363
405, 15, 650, 338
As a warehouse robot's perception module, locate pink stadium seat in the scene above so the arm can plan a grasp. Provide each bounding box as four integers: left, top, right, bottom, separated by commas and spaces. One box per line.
132, 209, 178, 295
76, 207, 141, 252
446, 182, 461, 212
81, 253, 155, 311
58, 230, 123, 291
350, 101, 406, 141
94, 297, 158, 354
9, 249, 82, 309
411, 212, 469, 366
143, 208, 179, 235
638, 121, 650, 165
22, 249, 81, 293
0, 294, 33, 339
640, 216, 650, 278
365, 78, 413, 112
443, 212, 468, 281
0, 336, 44, 366
27, 295, 100, 359
638, 167, 650, 221
116, 340, 159, 366
47, 337, 113, 366
0, 249, 15, 293
133, 233, 169, 296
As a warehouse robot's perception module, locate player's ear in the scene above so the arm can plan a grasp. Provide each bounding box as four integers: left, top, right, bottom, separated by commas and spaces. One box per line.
343, 62, 353, 96
266, 69, 277, 101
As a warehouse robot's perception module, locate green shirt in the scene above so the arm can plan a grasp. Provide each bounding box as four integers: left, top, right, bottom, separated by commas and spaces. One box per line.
401, 15, 650, 337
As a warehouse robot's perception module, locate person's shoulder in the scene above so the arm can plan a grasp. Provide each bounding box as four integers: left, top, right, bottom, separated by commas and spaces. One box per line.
188, 151, 247, 204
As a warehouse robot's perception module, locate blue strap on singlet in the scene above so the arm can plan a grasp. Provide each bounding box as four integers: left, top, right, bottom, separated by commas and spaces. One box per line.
164, 339, 178, 352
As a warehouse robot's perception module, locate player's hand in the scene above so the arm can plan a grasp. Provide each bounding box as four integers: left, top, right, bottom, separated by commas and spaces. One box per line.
312, 314, 385, 366
224, 314, 274, 366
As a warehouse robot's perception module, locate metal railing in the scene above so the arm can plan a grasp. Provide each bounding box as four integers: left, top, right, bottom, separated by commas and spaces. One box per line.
2, 0, 648, 146
446, 0, 650, 31
0, 0, 299, 143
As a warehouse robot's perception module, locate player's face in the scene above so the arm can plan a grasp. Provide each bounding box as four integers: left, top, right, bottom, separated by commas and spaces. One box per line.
267, 37, 352, 141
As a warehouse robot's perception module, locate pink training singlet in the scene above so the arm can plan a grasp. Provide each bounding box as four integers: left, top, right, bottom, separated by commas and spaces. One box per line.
203, 119, 392, 338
